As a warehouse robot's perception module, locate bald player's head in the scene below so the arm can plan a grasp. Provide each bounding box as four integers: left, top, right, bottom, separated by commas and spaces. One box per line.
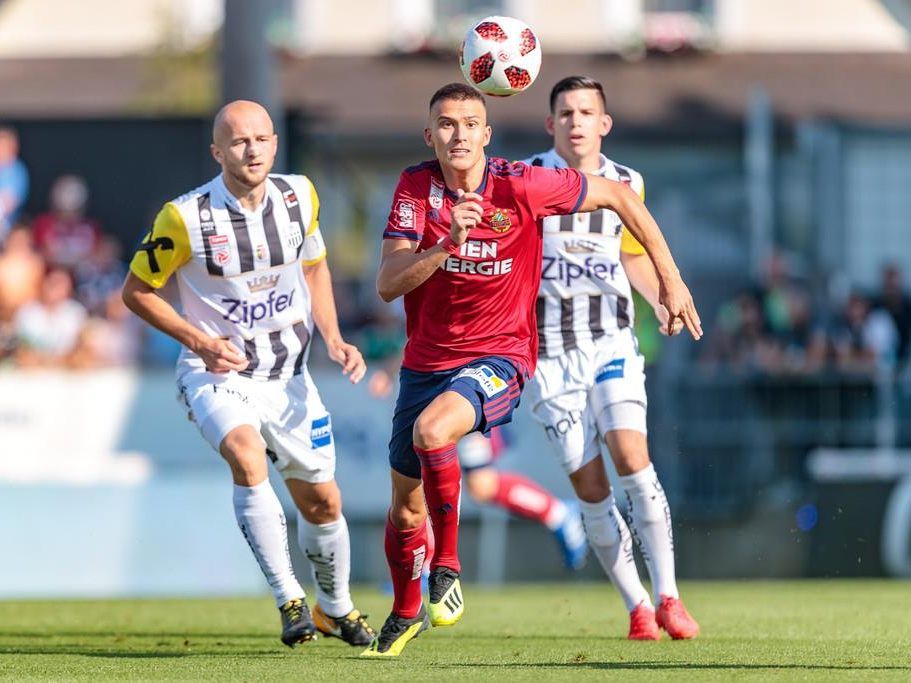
212, 100, 273, 144
210, 99, 278, 194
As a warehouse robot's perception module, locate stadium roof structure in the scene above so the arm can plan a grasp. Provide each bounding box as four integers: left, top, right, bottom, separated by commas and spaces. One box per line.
2, 52, 910, 138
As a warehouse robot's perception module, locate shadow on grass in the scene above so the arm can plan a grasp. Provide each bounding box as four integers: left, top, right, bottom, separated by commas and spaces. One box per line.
0, 632, 268, 640
454, 661, 911, 672
0, 647, 300, 659
3, 648, 909, 671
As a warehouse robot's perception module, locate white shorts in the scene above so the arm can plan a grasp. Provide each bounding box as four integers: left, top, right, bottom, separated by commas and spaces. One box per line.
526, 328, 647, 475
177, 368, 335, 483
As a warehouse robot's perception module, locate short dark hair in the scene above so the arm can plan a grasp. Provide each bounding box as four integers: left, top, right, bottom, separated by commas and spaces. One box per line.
429, 82, 486, 111
549, 76, 606, 112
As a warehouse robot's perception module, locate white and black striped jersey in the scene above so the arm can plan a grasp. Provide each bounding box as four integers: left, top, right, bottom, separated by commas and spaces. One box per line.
129, 173, 327, 381
524, 148, 647, 358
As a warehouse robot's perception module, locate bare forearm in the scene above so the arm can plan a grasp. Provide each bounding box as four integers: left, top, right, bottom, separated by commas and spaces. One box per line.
121, 275, 209, 354
304, 259, 343, 345
377, 244, 449, 302
621, 251, 661, 311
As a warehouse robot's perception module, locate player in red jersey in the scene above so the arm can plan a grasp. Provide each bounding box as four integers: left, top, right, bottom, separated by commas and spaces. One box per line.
361, 83, 701, 658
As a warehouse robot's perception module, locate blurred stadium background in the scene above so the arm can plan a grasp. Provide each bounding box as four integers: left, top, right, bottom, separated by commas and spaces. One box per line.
2, 0, 911, 602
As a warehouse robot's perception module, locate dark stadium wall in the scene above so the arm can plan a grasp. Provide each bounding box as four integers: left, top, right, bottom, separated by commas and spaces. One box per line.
11, 117, 216, 251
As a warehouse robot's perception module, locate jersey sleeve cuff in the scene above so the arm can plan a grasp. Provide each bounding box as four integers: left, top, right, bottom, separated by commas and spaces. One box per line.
302, 249, 327, 266
570, 172, 588, 214
129, 263, 165, 289
384, 230, 422, 241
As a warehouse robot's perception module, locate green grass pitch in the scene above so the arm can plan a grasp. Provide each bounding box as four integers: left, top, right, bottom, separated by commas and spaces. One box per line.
1, 580, 908, 681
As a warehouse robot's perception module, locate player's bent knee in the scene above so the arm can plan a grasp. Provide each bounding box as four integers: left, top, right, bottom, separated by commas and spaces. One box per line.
220, 425, 265, 460
288, 479, 341, 524
300, 491, 341, 524
412, 413, 453, 451
301, 499, 340, 524
219, 426, 268, 485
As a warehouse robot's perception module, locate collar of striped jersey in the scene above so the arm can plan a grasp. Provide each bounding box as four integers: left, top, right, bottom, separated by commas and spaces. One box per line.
527, 148, 612, 177
214, 173, 273, 215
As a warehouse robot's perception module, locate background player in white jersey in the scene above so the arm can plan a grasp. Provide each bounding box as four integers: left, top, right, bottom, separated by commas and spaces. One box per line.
524, 77, 700, 640
121, 100, 374, 648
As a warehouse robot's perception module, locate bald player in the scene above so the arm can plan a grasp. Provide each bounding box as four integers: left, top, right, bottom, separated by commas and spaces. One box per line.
122, 100, 375, 648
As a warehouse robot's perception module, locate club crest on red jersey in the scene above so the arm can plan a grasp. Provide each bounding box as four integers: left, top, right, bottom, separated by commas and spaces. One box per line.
489, 208, 511, 233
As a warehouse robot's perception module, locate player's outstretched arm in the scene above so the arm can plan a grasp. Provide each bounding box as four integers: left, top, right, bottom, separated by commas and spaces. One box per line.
303, 258, 365, 383
580, 177, 702, 340
121, 272, 249, 373
377, 190, 483, 302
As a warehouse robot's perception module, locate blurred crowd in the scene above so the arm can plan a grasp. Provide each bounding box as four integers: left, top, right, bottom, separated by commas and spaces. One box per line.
0, 126, 144, 369
4, 120, 910, 378
700, 251, 911, 375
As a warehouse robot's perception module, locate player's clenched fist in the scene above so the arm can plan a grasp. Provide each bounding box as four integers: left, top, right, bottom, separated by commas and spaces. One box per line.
450, 189, 484, 245
197, 337, 250, 373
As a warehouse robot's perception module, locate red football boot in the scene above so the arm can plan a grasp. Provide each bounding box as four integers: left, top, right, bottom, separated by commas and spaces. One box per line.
628, 602, 661, 641
655, 595, 700, 639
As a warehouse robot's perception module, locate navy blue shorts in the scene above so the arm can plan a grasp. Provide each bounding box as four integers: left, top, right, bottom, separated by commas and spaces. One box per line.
388, 356, 524, 479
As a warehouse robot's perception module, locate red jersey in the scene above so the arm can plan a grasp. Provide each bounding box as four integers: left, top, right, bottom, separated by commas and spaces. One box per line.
383, 157, 587, 374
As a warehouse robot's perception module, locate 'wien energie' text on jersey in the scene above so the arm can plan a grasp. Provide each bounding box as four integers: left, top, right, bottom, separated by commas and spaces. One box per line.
384, 157, 587, 375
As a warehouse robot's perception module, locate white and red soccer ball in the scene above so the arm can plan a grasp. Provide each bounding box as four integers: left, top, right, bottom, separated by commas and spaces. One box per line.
459, 16, 542, 97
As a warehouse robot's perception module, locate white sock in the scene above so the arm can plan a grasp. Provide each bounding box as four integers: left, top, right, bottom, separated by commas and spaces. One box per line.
233, 480, 304, 608
297, 513, 354, 617
618, 463, 679, 601
580, 496, 651, 612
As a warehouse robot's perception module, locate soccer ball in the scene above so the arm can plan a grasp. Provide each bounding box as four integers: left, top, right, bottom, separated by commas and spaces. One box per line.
459, 16, 542, 97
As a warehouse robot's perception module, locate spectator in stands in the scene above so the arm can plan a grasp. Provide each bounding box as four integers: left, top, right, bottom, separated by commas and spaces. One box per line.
32, 174, 101, 269
776, 287, 827, 373
13, 266, 87, 368
758, 249, 813, 346
701, 290, 779, 372
828, 291, 898, 371
74, 235, 127, 316
0, 223, 43, 323
69, 289, 143, 368
872, 264, 911, 368
0, 126, 29, 244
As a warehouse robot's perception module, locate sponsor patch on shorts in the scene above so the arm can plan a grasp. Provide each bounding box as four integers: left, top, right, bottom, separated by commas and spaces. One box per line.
453, 365, 508, 398
595, 358, 625, 382
310, 415, 332, 448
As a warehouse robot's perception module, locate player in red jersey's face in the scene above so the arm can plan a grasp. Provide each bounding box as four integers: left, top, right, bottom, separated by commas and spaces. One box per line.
424, 96, 491, 175
422, 94, 491, 262
363, 83, 700, 658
